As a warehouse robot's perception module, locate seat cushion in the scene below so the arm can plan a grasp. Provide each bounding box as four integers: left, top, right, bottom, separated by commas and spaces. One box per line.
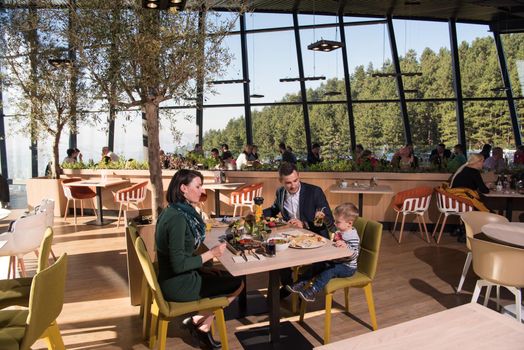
0, 309, 28, 350
0, 278, 32, 309
324, 272, 372, 294
165, 296, 230, 318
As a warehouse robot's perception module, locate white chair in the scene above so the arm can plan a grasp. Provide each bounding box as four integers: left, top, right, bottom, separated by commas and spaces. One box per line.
114, 181, 149, 228
230, 183, 263, 217
0, 211, 47, 278
391, 186, 433, 243
458, 212, 509, 293
432, 187, 475, 244
36, 198, 58, 262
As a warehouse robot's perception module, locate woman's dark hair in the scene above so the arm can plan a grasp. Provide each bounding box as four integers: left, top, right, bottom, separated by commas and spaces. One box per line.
66, 148, 75, 157
166, 169, 204, 204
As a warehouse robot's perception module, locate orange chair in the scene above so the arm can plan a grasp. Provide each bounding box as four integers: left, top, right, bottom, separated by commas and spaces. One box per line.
114, 181, 149, 228
229, 183, 263, 217
432, 187, 475, 244
62, 178, 97, 224
391, 186, 433, 243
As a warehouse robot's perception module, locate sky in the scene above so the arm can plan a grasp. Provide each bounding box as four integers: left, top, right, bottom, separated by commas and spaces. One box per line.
2, 13, 509, 179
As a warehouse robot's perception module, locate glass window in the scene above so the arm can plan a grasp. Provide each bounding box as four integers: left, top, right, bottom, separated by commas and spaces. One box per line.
5, 117, 31, 180
308, 103, 350, 159
159, 108, 197, 155
202, 107, 246, 157
38, 125, 70, 175
245, 12, 292, 30
76, 119, 108, 164
501, 33, 524, 97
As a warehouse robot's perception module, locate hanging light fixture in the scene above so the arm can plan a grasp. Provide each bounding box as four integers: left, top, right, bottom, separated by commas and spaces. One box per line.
308, 39, 344, 52
48, 58, 74, 68
372, 72, 422, 77
207, 79, 250, 85
279, 76, 326, 82
142, 0, 186, 11
249, 14, 264, 99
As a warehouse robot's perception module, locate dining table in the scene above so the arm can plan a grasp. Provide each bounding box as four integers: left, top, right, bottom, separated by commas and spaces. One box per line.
482, 190, 524, 221
202, 182, 245, 217
328, 184, 393, 217
65, 178, 129, 225
481, 222, 524, 247
204, 224, 351, 344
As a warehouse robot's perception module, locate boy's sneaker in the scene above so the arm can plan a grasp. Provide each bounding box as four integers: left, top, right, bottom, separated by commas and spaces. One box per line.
298, 286, 317, 302
286, 280, 308, 294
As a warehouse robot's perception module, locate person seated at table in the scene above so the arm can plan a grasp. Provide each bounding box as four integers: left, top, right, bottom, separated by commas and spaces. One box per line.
483, 147, 506, 173
286, 202, 360, 302
156, 169, 244, 349
429, 143, 451, 168
480, 143, 492, 160
220, 143, 232, 161
250, 145, 259, 161
236, 144, 254, 169
63, 148, 77, 164
392, 143, 417, 170
354, 144, 364, 162
307, 143, 322, 165
446, 144, 467, 172
102, 146, 119, 163
279, 142, 297, 164
451, 153, 489, 194
514, 145, 524, 165
356, 149, 379, 169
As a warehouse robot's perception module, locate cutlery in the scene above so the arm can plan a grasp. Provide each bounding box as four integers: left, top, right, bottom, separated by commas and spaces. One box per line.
251, 249, 260, 260
240, 250, 248, 262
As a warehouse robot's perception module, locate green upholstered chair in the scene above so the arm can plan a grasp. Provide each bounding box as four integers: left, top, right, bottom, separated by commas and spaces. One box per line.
134, 237, 231, 350
299, 217, 383, 344
0, 253, 67, 350
0, 227, 54, 310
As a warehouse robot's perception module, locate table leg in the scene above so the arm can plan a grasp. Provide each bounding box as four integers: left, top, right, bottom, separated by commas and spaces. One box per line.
358, 193, 363, 217
506, 197, 514, 221
95, 187, 103, 225
238, 275, 247, 315
268, 270, 281, 343
214, 189, 221, 217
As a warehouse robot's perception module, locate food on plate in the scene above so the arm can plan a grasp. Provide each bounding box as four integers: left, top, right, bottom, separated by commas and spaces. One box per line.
289, 234, 326, 249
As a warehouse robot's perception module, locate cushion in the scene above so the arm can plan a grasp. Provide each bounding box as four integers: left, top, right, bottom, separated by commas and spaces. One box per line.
165, 296, 230, 318
0, 309, 28, 350
325, 272, 372, 293
0, 278, 32, 310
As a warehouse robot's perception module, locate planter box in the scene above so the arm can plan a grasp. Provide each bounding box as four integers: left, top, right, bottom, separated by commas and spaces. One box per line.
26, 177, 67, 217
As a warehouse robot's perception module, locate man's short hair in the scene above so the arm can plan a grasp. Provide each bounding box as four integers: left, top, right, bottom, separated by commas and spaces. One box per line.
221, 143, 229, 149
279, 142, 286, 150
312, 143, 320, 149
278, 162, 297, 177
211, 148, 219, 153
438, 143, 445, 148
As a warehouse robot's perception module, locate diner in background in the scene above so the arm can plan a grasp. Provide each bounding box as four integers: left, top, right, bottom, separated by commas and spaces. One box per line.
483, 146, 506, 172
357, 149, 379, 169
250, 145, 259, 161
220, 143, 233, 161
450, 153, 489, 194
429, 143, 451, 167
480, 143, 492, 160
63, 148, 82, 164
354, 144, 364, 162
236, 144, 254, 169
392, 143, 418, 170
279, 142, 297, 164
514, 145, 524, 165
156, 169, 243, 349
286, 202, 360, 302
307, 143, 322, 165
446, 144, 467, 172
102, 146, 119, 162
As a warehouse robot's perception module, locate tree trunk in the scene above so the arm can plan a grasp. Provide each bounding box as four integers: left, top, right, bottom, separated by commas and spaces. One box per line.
52, 130, 61, 179
144, 101, 163, 221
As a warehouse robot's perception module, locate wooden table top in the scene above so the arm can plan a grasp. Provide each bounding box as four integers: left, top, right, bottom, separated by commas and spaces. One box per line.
482, 190, 524, 198
65, 179, 130, 188
482, 222, 524, 247
314, 303, 524, 350
328, 184, 393, 195
204, 226, 350, 277
202, 182, 245, 190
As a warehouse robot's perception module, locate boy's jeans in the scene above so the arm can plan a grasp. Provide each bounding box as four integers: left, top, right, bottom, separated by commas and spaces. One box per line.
311, 262, 356, 292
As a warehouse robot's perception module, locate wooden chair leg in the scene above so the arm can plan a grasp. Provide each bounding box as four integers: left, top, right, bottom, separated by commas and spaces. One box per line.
299, 299, 307, 322
80, 199, 84, 217
73, 200, 77, 225
392, 211, 400, 235
420, 214, 430, 243
41, 321, 65, 350
157, 319, 169, 350
323, 293, 333, 344
63, 199, 70, 220
436, 215, 448, 244
8, 256, 13, 279
457, 251, 472, 293
364, 284, 378, 330
149, 305, 159, 349
432, 213, 443, 237
215, 308, 229, 350
291, 267, 299, 314
344, 287, 350, 312
117, 202, 124, 228
18, 257, 27, 277
398, 213, 406, 243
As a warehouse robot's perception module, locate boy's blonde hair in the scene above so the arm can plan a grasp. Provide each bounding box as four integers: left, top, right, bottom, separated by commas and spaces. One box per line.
333, 202, 359, 223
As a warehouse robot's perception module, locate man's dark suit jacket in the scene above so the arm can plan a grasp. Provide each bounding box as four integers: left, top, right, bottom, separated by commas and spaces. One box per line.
263, 182, 334, 238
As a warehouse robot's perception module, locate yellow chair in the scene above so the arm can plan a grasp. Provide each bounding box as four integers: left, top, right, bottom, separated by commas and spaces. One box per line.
0, 254, 67, 350
299, 217, 383, 344
458, 212, 508, 293
0, 227, 54, 309
134, 237, 231, 350
469, 237, 524, 322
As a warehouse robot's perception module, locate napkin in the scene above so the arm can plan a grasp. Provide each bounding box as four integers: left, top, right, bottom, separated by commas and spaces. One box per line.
232, 254, 266, 263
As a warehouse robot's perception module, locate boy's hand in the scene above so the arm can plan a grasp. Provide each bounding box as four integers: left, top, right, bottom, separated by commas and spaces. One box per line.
334, 240, 347, 248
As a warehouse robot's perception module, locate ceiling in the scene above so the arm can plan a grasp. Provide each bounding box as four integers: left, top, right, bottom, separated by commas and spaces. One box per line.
190, 0, 524, 26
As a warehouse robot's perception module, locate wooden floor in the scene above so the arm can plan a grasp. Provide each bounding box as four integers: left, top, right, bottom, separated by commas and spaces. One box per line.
22, 215, 515, 350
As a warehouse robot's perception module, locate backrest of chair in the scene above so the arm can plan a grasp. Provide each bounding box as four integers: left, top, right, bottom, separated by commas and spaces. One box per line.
134, 237, 169, 315
115, 181, 149, 202
62, 178, 81, 200
461, 212, 509, 250
469, 237, 524, 287
230, 183, 263, 205
354, 217, 383, 280
21, 254, 68, 350
11, 211, 47, 255
393, 186, 433, 211
434, 187, 474, 212
37, 228, 54, 273
38, 199, 55, 228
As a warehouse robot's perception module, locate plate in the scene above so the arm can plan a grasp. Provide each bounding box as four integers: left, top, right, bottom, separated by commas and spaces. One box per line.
207, 219, 229, 228
289, 234, 327, 249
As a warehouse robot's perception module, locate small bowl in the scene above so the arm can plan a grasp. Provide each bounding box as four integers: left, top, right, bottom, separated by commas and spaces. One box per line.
267, 236, 290, 252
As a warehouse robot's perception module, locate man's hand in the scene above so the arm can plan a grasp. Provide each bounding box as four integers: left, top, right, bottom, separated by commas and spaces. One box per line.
288, 218, 304, 228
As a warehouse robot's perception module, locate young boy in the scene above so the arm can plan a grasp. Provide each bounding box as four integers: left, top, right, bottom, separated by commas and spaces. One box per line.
286, 202, 360, 302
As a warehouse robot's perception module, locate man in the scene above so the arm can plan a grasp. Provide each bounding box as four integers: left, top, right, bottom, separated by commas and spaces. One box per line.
210, 148, 220, 160
192, 143, 204, 156
279, 142, 296, 164
102, 146, 119, 162
263, 162, 334, 297
307, 143, 322, 165
220, 143, 233, 161
446, 144, 466, 172
429, 143, 451, 167
484, 146, 506, 172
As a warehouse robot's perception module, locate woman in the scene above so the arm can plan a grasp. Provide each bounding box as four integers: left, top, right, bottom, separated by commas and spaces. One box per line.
450, 153, 489, 193
156, 169, 244, 348
236, 144, 253, 169
393, 143, 417, 170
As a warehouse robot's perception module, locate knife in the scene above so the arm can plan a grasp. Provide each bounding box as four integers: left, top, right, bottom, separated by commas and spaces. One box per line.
240, 250, 248, 262
251, 249, 260, 260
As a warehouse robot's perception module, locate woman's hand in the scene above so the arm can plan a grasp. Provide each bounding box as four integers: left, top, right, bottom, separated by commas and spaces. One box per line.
210, 243, 226, 258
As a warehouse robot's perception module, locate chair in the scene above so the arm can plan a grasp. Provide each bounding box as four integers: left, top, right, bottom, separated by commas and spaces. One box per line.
114, 181, 149, 228
62, 178, 97, 225
432, 186, 475, 244
391, 186, 433, 243
299, 218, 383, 344
134, 236, 231, 350
0, 254, 67, 350
0, 211, 47, 278
469, 237, 524, 322
230, 183, 263, 217
36, 199, 57, 261
457, 212, 508, 293
0, 227, 54, 310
